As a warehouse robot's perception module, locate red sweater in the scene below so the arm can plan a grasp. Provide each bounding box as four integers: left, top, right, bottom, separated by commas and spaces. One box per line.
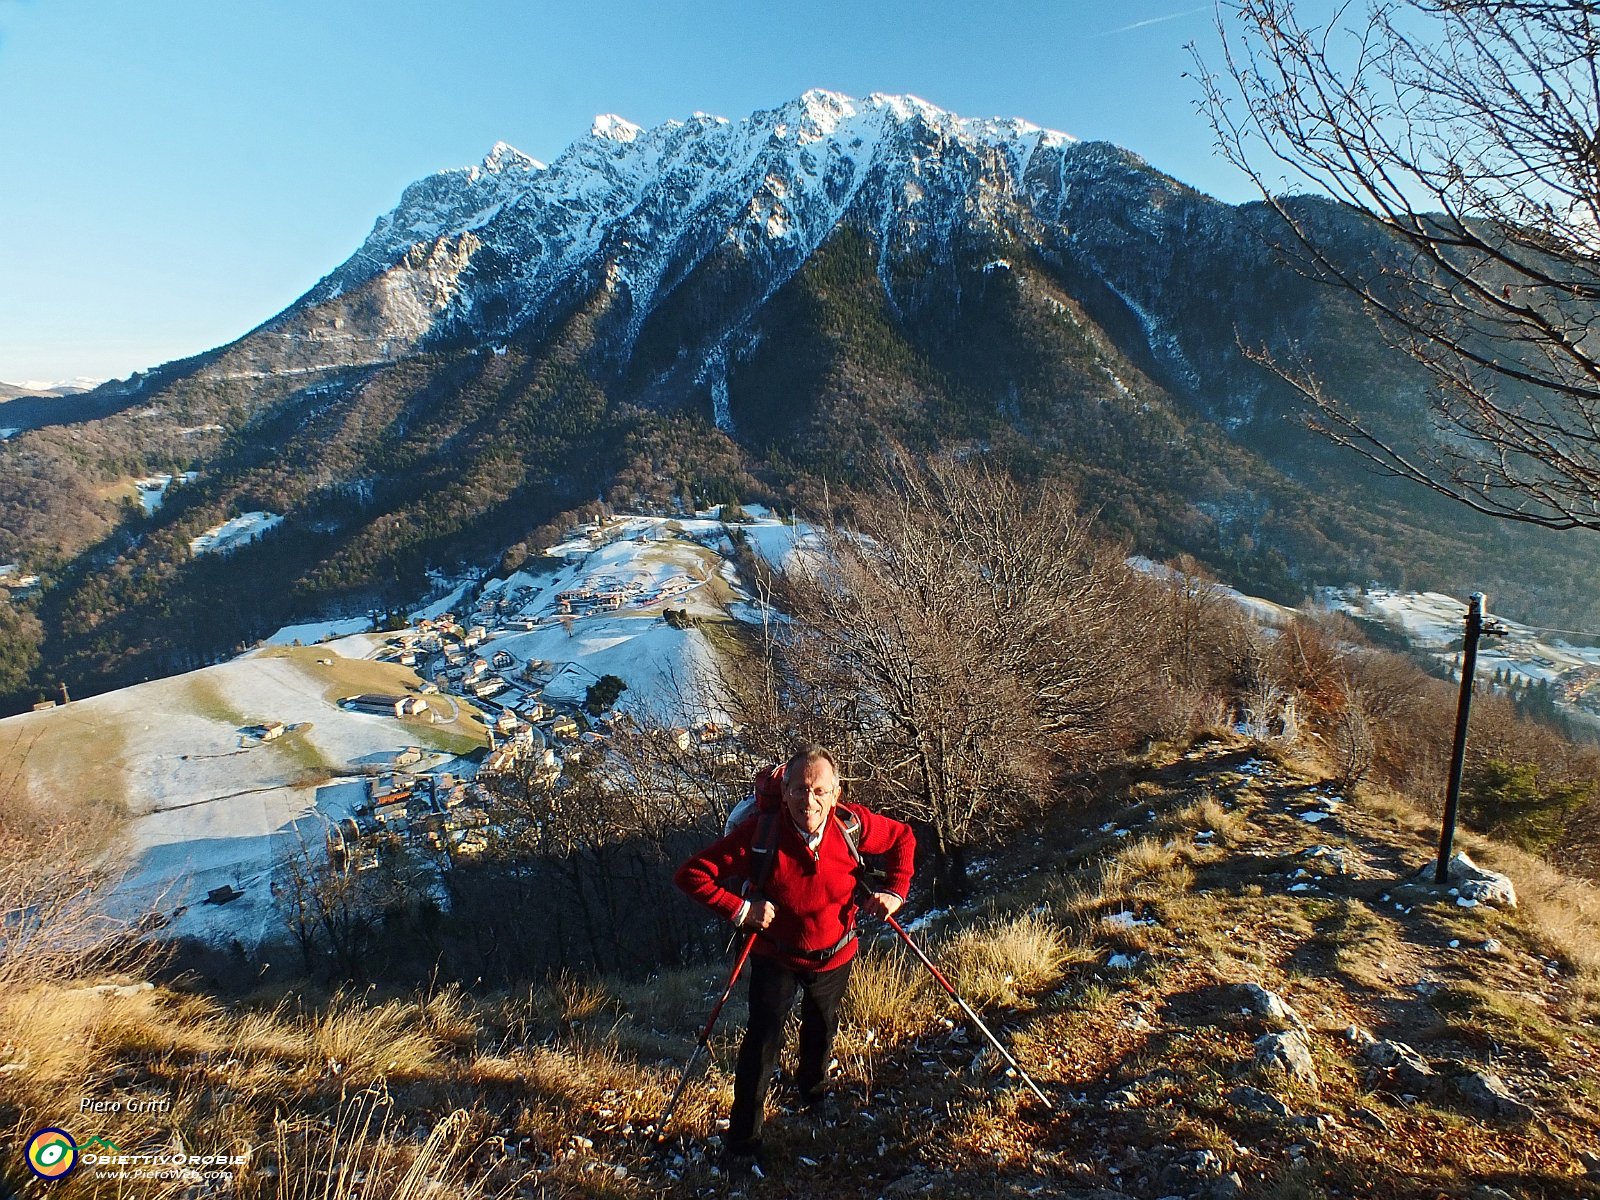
675, 802, 915, 971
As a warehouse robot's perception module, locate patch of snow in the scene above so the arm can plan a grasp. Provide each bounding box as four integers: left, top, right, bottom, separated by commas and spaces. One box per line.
134, 471, 199, 516
190, 512, 283, 556
1104, 910, 1156, 929
413, 581, 472, 621
263, 617, 373, 646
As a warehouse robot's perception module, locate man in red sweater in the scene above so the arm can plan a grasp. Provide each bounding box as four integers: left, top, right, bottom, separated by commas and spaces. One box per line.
675, 744, 915, 1164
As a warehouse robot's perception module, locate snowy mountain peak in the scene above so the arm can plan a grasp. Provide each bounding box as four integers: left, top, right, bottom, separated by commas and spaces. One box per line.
292, 89, 1121, 363
591, 114, 643, 143
865, 91, 951, 126
479, 141, 544, 175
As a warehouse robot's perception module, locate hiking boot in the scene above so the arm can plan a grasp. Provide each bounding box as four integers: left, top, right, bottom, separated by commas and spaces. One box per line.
723, 1138, 765, 1177
803, 1093, 841, 1123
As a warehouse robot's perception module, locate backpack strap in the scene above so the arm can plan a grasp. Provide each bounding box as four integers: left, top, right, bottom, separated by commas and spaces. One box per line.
832, 806, 865, 870
747, 806, 782, 894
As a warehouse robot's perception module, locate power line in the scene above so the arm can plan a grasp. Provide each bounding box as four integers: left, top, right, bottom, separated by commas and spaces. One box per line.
1496, 622, 1600, 641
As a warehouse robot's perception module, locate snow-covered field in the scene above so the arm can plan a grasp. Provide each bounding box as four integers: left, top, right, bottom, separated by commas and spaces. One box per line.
0, 644, 480, 946
1320, 586, 1600, 690
135, 471, 199, 516
459, 511, 808, 720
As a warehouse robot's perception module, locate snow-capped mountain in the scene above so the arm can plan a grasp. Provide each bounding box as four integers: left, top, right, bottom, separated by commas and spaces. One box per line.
220, 89, 1211, 425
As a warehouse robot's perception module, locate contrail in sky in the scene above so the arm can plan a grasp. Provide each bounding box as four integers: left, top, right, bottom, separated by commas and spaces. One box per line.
1095, 5, 1211, 37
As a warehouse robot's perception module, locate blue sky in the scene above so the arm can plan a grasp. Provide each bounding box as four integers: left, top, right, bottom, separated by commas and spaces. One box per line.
0, 0, 1251, 384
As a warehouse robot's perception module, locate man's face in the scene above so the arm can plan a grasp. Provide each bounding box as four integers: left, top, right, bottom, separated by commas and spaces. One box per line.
783, 758, 840, 837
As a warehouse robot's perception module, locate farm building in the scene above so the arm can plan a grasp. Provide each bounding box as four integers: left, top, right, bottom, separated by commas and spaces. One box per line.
346, 694, 427, 717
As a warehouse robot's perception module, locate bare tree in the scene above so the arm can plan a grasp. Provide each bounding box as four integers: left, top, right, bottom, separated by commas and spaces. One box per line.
276, 838, 409, 984
765, 458, 1162, 903
1197, 0, 1600, 529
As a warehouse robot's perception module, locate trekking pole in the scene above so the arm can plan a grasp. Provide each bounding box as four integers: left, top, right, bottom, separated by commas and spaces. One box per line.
656, 931, 758, 1133
882, 912, 1053, 1108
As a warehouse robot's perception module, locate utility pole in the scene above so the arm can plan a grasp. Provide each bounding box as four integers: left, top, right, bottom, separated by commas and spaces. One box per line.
1435, 593, 1507, 884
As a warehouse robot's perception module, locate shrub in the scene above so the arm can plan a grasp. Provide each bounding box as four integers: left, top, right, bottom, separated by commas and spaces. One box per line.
1463, 758, 1592, 853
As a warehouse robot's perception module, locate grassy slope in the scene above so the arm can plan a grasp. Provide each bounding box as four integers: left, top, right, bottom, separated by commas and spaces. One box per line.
4, 735, 1597, 1199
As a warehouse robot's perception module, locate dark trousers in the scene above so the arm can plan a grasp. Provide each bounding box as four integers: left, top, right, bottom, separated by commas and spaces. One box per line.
728, 953, 853, 1148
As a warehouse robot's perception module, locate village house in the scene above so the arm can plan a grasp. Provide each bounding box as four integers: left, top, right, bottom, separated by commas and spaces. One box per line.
370, 774, 415, 806
465, 675, 509, 699
482, 745, 520, 776
346, 693, 427, 718
256, 720, 287, 742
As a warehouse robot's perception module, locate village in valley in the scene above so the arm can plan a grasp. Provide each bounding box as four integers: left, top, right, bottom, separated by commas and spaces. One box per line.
319, 510, 786, 868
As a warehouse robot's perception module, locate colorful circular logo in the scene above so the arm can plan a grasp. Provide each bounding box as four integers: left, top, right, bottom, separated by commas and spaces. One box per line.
25, 1128, 78, 1180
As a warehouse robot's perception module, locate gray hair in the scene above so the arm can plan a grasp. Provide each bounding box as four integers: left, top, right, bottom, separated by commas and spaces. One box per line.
785, 744, 841, 783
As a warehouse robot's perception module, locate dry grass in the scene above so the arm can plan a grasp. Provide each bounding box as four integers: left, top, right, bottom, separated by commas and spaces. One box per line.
942, 911, 1080, 1009
1117, 836, 1184, 878
8, 731, 1600, 1199
612, 967, 705, 1032
229, 998, 316, 1063
1, 718, 130, 830
1314, 898, 1405, 991
312, 996, 442, 1084
1172, 792, 1248, 844
1464, 835, 1600, 984
242, 1088, 489, 1200
842, 943, 940, 1047
420, 984, 481, 1050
